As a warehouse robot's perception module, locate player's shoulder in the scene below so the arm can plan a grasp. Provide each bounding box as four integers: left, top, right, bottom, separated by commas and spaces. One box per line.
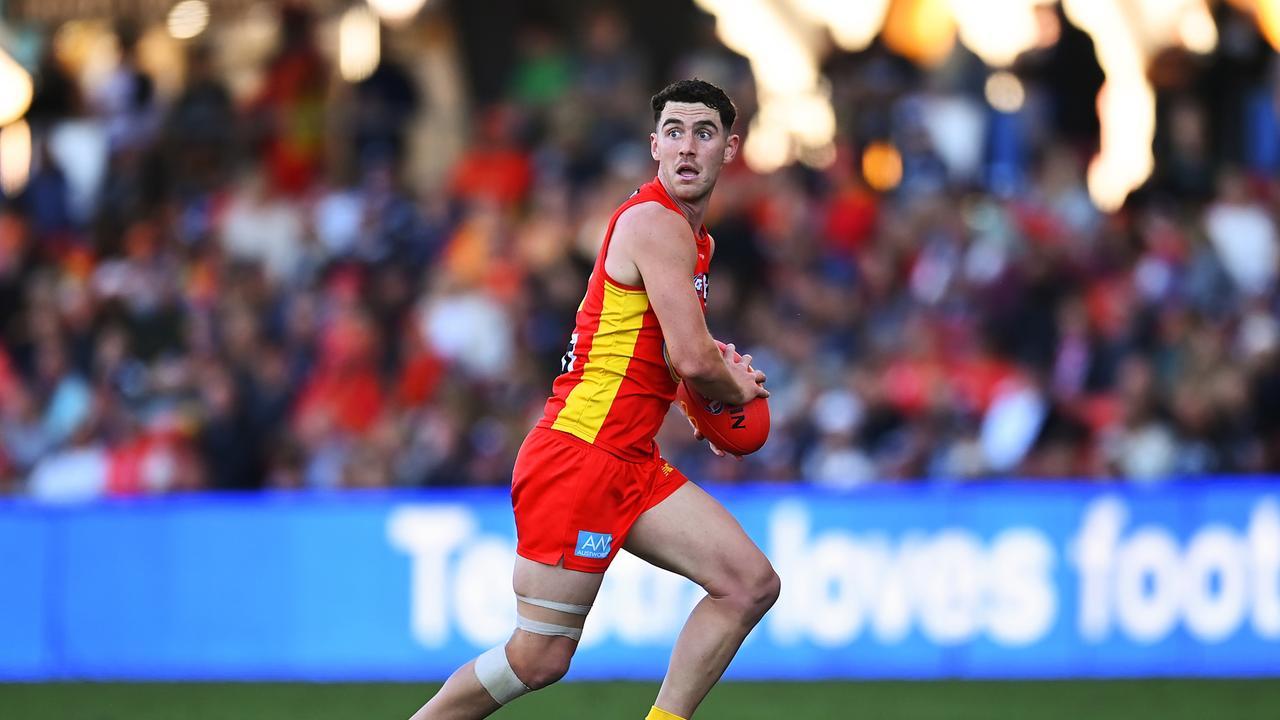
614, 200, 694, 248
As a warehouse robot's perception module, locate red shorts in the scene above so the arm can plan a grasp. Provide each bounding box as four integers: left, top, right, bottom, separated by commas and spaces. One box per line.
511, 427, 688, 572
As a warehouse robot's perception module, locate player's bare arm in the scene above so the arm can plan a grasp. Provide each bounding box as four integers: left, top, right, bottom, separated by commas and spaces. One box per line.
606, 204, 766, 407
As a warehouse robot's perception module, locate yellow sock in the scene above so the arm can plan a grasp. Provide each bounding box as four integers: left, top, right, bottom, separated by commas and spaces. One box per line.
646, 706, 687, 720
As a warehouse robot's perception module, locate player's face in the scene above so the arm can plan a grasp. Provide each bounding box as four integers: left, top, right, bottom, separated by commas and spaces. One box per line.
651, 102, 740, 203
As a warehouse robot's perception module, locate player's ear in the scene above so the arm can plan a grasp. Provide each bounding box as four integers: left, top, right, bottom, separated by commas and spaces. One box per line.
723, 134, 740, 164
650, 132, 660, 161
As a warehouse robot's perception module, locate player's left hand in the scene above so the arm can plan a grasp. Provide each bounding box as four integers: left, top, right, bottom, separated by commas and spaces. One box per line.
691, 426, 741, 462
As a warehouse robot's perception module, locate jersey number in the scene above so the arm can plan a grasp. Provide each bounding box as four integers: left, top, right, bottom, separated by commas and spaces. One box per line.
560, 333, 580, 373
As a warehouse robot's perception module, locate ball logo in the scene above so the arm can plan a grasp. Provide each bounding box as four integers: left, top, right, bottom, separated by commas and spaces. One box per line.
702, 399, 747, 428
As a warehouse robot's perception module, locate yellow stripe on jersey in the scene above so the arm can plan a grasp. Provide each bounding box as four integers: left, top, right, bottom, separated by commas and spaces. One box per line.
551, 280, 649, 443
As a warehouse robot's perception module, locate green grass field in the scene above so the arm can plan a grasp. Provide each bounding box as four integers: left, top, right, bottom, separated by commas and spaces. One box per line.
3, 680, 1280, 719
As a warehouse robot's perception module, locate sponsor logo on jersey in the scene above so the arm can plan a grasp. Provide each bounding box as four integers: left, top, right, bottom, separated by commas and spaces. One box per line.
575, 530, 613, 559
693, 272, 710, 302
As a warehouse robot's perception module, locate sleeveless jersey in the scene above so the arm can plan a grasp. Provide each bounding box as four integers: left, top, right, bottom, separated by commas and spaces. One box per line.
536, 177, 712, 462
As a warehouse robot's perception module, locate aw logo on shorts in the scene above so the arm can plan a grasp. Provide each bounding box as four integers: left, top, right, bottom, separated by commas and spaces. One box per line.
575, 530, 613, 559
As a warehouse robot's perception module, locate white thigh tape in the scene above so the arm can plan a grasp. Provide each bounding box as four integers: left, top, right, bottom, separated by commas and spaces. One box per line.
474, 645, 529, 705
516, 614, 584, 641
516, 594, 592, 616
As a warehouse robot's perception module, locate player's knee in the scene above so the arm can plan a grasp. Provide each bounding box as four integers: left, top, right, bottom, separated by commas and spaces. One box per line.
748, 563, 782, 619
508, 635, 575, 690
720, 556, 781, 623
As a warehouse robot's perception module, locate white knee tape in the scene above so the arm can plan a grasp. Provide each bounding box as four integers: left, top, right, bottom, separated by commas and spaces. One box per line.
516, 614, 583, 641
474, 645, 529, 705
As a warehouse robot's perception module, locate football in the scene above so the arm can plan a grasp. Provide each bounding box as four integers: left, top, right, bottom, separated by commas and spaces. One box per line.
676, 342, 770, 456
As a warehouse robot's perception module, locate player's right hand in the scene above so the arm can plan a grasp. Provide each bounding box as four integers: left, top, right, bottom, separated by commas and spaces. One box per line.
723, 342, 768, 406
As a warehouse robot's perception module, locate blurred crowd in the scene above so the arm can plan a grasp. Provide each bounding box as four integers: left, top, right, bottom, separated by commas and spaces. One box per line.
2, 3, 1279, 501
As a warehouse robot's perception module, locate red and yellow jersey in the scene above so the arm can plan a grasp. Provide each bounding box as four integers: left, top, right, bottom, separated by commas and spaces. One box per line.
537, 177, 712, 462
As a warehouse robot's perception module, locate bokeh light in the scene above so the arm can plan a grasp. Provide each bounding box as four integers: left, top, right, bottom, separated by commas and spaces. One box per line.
985, 71, 1026, 113
948, 0, 1044, 68
1177, 3, 1218, 53
0, 48, 33, 127
792, 0, 891, 51
367, 0, 428, 24
339, 5, 381, 83
862, 141, 903, 192
167, 0, 210, 41
882, 0, 957, 67
1258, 0, 1280, 51
0, 120, 31, 196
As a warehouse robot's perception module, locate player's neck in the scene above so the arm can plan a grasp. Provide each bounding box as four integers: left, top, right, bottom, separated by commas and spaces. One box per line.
659, 179, 711, 232
672, 197, 708, 233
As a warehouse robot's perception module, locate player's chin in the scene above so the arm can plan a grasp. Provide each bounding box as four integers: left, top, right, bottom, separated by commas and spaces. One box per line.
670, 175, 711, 199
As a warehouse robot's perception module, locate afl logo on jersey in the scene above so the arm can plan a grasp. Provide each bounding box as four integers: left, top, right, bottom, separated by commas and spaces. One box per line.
693, 272, 710, 302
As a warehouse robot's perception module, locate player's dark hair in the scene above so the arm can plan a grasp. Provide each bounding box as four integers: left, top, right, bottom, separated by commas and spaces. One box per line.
651, 79, 737, 132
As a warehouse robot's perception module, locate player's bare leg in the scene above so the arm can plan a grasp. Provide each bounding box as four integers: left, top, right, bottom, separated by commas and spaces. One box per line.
408, 558, 604, 720
624, 481, 781, 719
